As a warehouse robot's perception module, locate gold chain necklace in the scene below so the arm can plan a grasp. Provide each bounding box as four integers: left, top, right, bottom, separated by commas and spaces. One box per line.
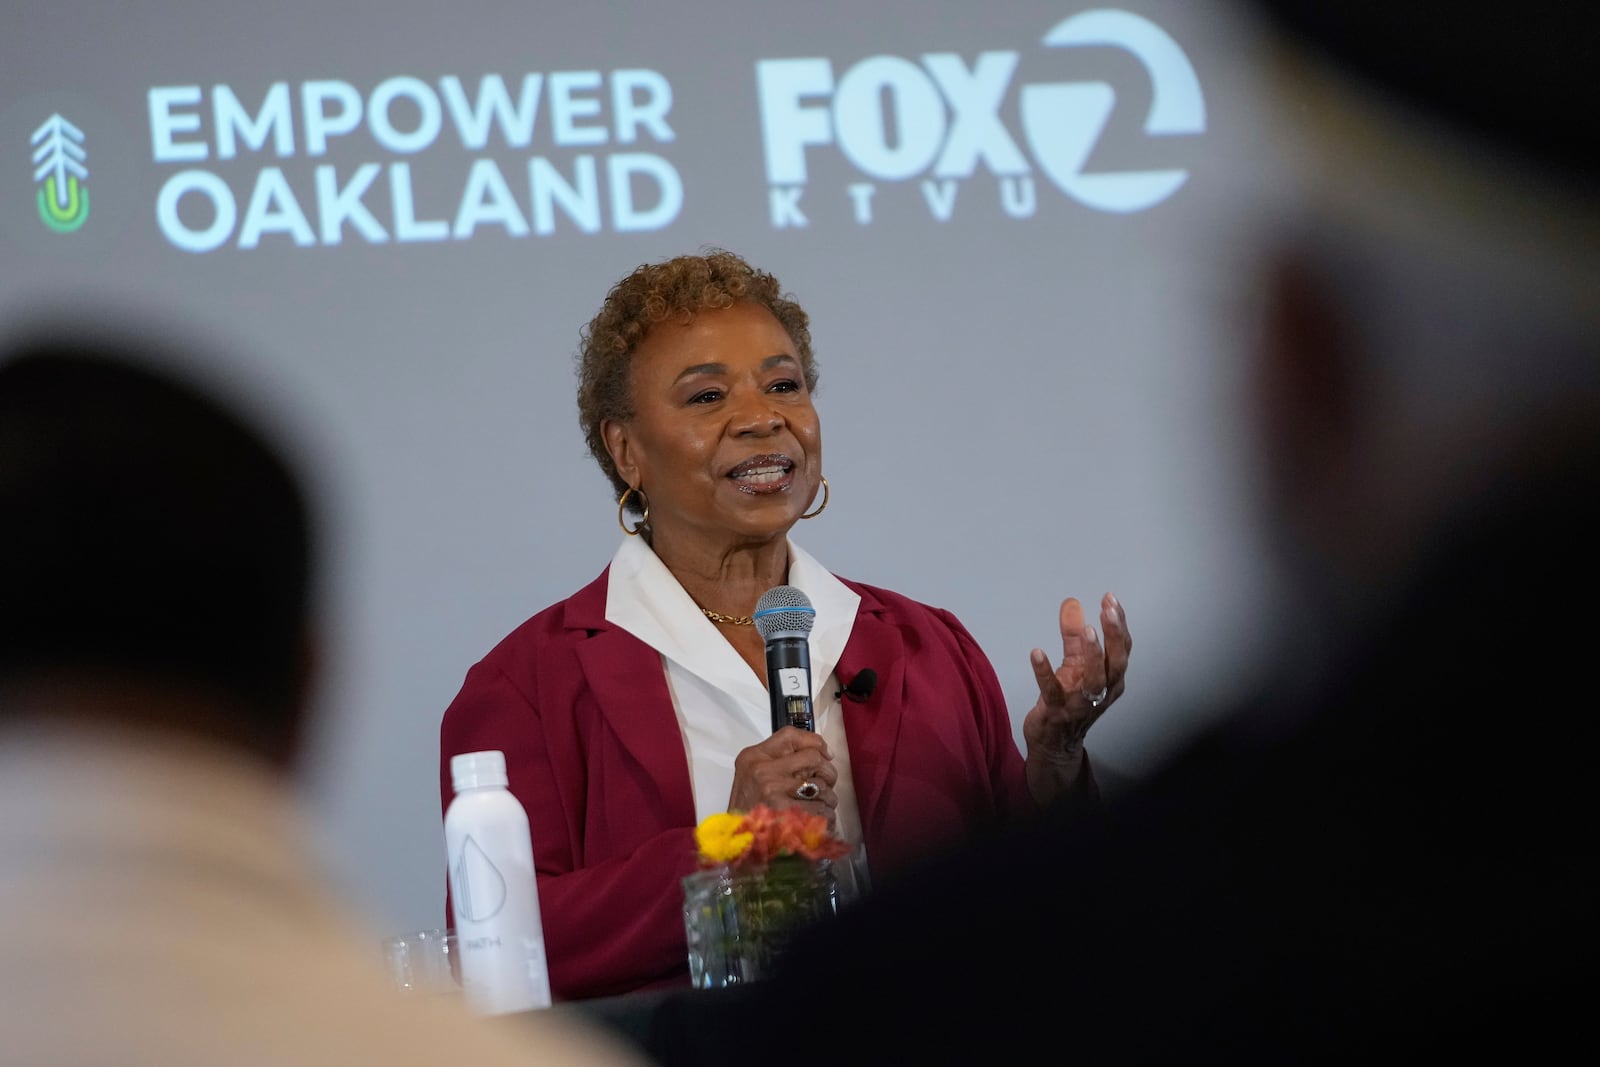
700, 607, 753, 626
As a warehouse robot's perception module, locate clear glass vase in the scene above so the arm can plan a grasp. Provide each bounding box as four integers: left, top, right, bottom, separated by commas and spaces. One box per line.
682, 855, 855, 988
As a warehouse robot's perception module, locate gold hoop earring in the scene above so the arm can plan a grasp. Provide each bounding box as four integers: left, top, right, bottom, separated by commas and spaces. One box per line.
618, 486, 649, 536
800, 477, 829, 520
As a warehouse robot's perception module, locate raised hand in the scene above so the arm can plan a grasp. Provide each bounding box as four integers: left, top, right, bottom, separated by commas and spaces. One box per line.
1021, 593, 1132, 802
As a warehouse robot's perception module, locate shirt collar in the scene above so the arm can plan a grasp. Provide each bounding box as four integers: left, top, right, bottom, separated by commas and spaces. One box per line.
605, 535, 860, 698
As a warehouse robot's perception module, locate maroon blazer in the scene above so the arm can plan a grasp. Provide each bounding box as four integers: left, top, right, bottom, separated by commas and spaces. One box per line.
439, 565, 1060, 1001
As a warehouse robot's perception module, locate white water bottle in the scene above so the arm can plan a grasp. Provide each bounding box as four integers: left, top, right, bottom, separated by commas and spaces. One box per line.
444, 749, 553, 1014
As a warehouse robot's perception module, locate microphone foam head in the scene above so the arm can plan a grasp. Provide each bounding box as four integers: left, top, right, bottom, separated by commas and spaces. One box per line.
753, 584, 815, 639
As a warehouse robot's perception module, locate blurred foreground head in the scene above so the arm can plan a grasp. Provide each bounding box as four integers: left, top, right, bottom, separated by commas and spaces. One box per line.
0, 326, 317, 766
1241, 0, 1598, 623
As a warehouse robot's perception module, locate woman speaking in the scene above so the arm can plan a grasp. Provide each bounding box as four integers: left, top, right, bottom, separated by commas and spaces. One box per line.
439, 248, 1132, 1000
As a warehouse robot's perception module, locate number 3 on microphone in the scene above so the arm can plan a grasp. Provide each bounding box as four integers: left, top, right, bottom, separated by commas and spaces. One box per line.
777, 668, 807, 697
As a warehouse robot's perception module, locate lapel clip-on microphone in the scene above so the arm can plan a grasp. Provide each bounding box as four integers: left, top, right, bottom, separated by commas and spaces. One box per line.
837, 668, 878, 704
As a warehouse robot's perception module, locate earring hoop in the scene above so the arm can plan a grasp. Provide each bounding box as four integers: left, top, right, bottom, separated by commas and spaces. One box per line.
800, 477, 829, 520
618, 486, 649, 536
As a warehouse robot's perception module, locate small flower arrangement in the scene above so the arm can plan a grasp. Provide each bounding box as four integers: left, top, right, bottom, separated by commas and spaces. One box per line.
684, 805, 856, 988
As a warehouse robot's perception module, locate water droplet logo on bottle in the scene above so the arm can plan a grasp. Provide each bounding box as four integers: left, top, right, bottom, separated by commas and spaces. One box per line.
453, 835, 508, 922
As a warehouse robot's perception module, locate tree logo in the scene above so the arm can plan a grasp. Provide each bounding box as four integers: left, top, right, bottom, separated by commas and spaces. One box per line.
33, 113, 89, 233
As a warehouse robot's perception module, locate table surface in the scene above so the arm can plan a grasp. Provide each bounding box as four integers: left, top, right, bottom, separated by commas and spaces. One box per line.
498, 984, 765, 1061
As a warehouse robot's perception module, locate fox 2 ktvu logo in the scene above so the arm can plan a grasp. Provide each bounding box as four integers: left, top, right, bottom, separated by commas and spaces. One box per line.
21, 6, 1202, 246
756, 8, 1205, 226
32, 113, 90, 233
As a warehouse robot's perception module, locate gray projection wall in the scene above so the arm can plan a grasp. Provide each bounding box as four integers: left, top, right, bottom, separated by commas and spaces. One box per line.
2, 1, 1291, 938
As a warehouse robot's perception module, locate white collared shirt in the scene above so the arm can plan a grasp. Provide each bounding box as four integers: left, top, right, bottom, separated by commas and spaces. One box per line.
604, 535, 865, 849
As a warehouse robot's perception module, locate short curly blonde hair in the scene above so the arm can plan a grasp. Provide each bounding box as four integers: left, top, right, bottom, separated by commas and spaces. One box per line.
577, 247, 817, 512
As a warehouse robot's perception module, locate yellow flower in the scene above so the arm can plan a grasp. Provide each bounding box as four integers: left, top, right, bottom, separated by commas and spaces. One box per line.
694, 811, 754, 864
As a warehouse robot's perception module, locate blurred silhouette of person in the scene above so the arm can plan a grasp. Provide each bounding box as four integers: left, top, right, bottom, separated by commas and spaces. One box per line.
0, 325, 646, 1066
628, 0, 1597, 1061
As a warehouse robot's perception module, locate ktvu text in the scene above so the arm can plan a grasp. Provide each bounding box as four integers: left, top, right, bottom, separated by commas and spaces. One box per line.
148, 70, 680, 253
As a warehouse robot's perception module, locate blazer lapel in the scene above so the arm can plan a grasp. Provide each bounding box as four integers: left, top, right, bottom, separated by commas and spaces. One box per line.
567, 569, 697, 824
835, 585, 907, 839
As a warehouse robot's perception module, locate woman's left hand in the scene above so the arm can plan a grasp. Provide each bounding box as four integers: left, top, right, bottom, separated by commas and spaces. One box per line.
1021, 593, 1131, 801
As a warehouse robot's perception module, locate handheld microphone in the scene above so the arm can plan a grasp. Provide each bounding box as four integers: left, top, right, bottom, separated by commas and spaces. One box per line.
754, 585, 816, 733
837, 669, 878, 703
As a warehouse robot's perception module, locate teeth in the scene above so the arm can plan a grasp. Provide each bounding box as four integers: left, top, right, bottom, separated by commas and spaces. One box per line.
738, 467, 786, 485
